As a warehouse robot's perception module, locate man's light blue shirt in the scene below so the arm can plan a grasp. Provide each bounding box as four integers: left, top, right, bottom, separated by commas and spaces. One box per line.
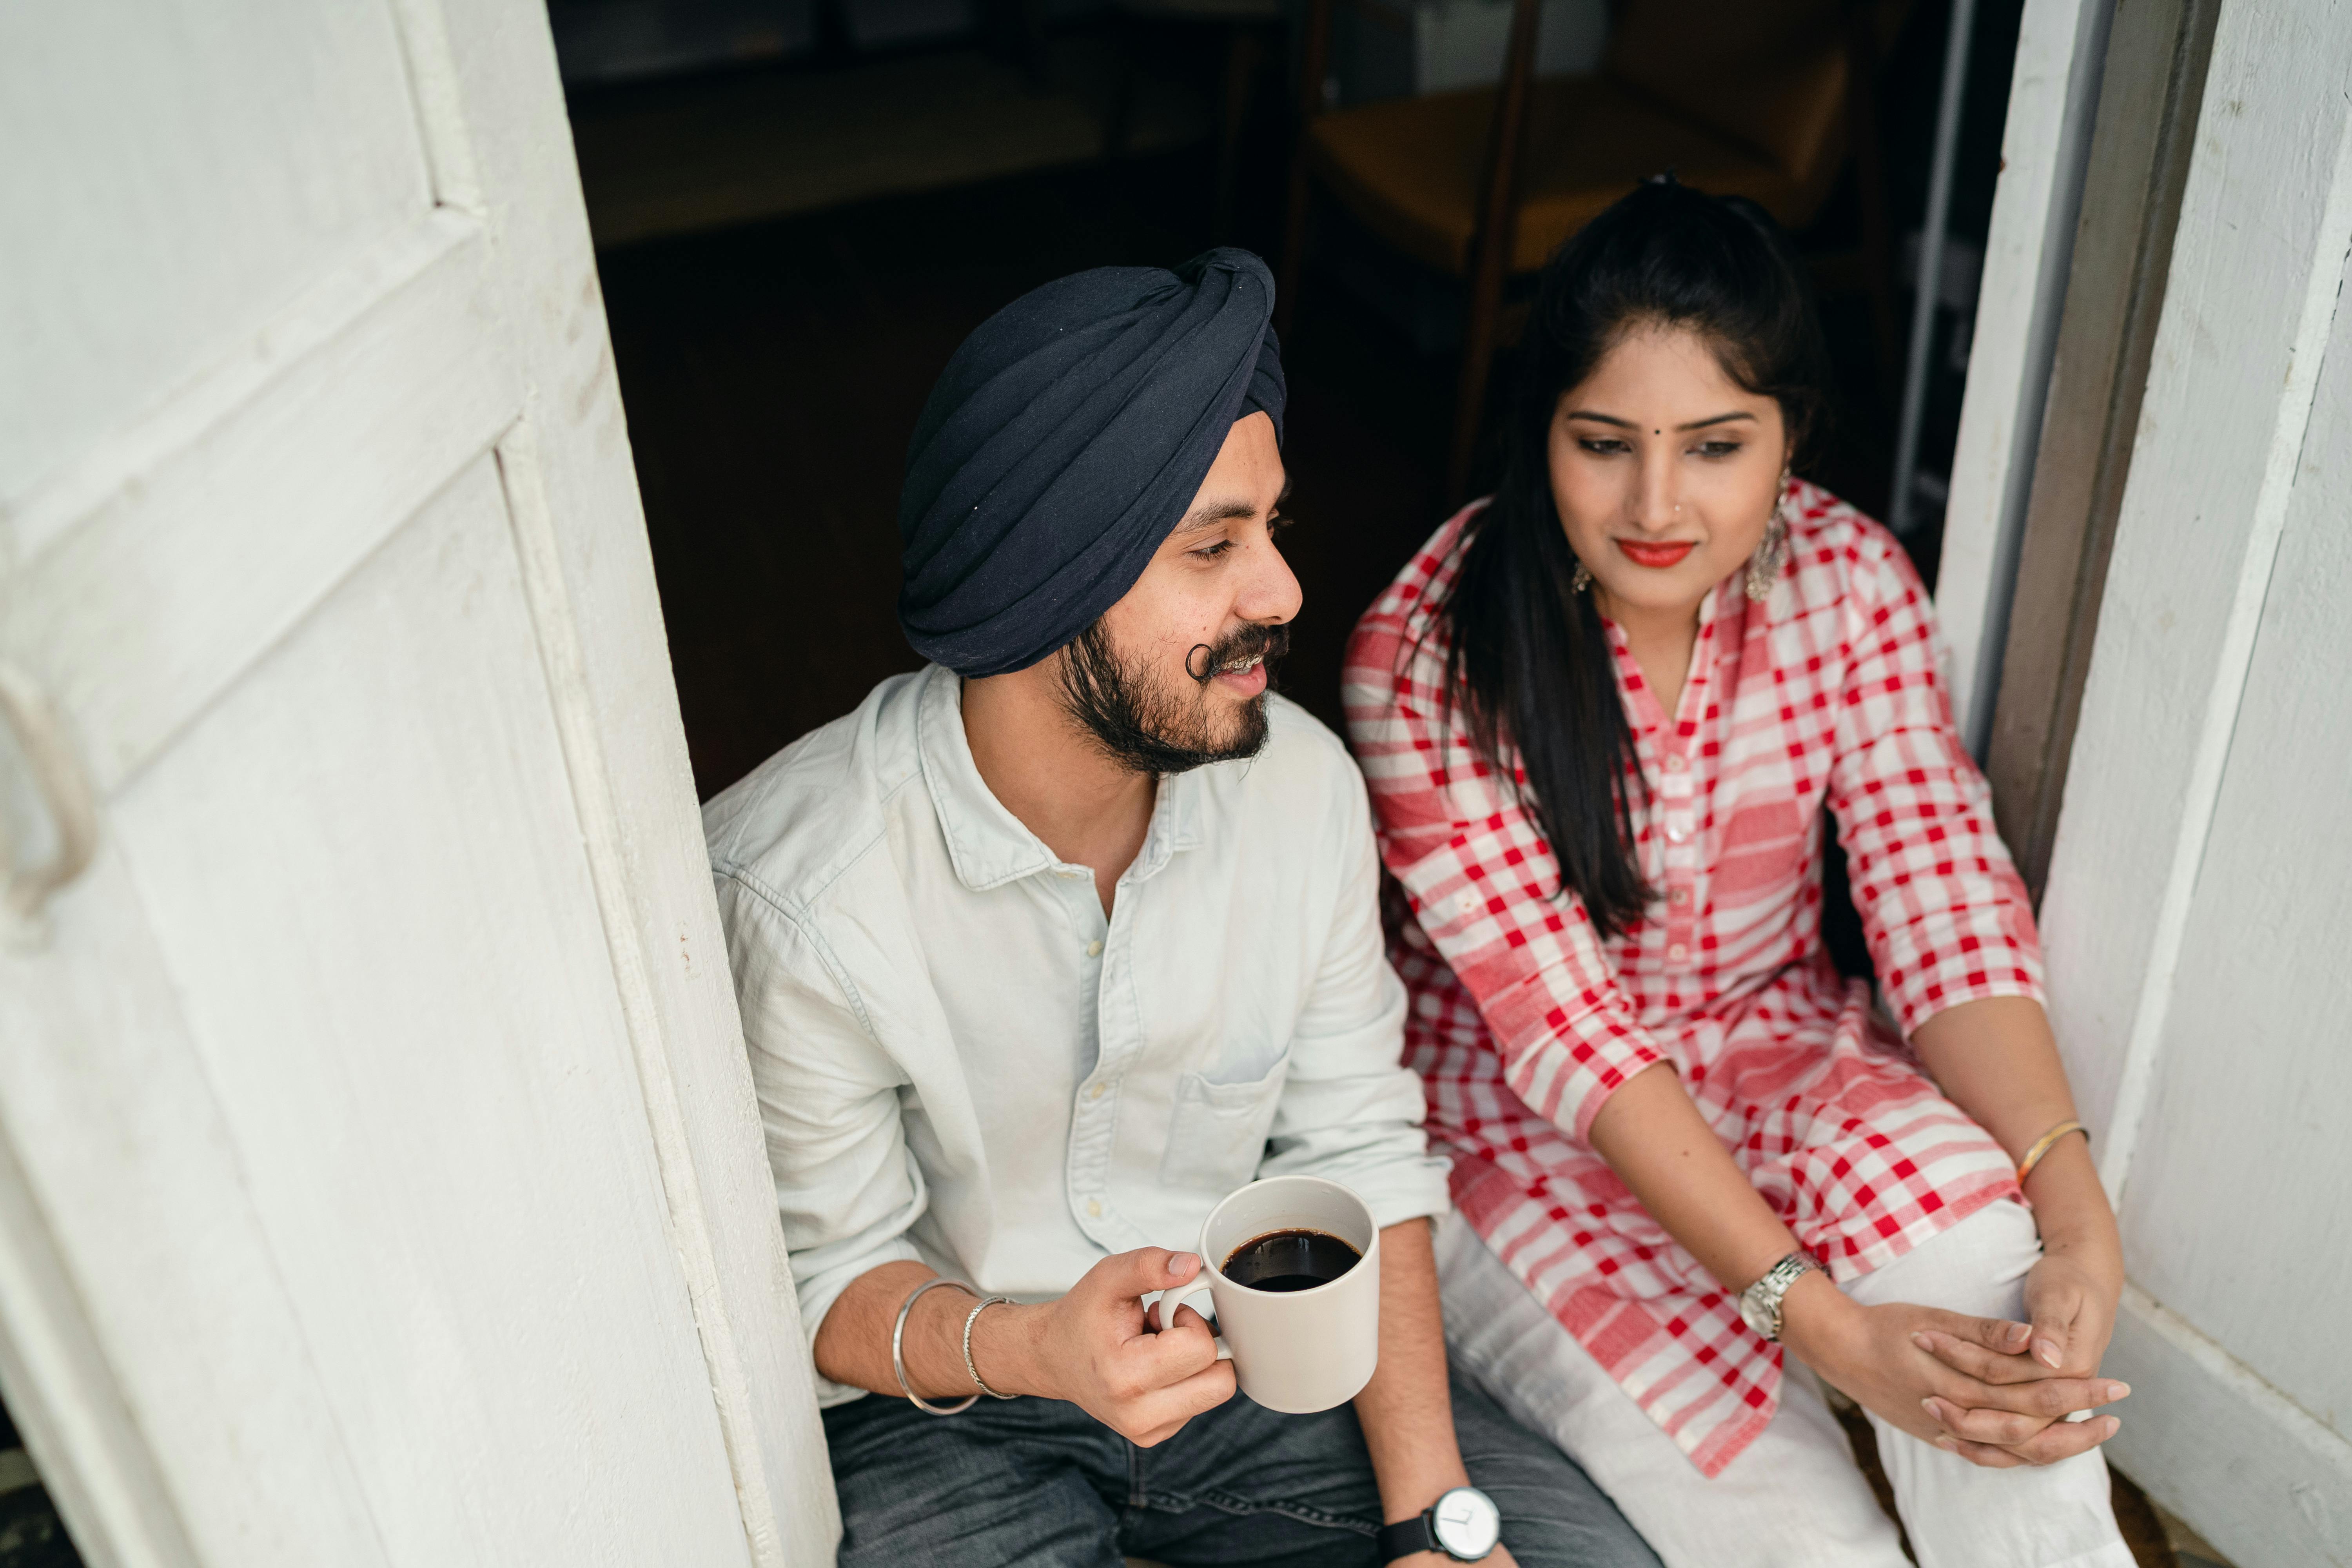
703, 664, 1449, 1405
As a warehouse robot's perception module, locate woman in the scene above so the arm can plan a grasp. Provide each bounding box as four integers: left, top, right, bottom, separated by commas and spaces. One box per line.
1343, 179, 2133, 1567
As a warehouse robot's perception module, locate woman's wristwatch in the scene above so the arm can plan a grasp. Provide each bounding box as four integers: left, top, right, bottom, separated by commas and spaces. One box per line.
1738, 1251, 1824, 1342
1378, 1485, 1502, 1562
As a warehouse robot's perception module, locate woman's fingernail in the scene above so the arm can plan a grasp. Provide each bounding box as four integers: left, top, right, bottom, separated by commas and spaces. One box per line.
1934, 1436, 1959, 1452
1910, 1331, 1934, 1352
2035, 1338, 2063, 1368
1920, 1398, 1943, 1422
2104, 1382, 2131, 1402
2104, 1417, 2122, 1436
1172, 1252, 1198, 1276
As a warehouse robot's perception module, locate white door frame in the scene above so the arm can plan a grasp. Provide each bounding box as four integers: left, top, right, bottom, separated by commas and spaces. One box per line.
2024, 0, 2352, 1558
1933, 0, 2112, 755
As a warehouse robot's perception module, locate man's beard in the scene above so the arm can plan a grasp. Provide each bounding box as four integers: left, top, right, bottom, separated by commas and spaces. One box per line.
1056, 620, 1289, 775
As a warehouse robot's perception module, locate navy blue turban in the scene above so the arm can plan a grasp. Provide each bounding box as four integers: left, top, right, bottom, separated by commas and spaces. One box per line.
896, 248, 1285, 677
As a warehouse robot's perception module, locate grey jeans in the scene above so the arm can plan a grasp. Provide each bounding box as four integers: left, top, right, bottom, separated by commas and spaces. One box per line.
819, 1364, 1662, 1568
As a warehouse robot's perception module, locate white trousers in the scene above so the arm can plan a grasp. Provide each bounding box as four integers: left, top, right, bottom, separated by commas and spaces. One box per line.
1437, 1203, 2133, 1568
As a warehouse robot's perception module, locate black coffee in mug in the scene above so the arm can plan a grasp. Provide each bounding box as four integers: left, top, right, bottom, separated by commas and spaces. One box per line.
1222, 1228, 1362, 1293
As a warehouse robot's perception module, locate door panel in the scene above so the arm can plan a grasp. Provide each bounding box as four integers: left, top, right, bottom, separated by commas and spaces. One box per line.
2116, 282, 2352, 1436
8, 214, 511, 787
0, 1, 834, 1563
0, 843, 394, 1568
110, 457, 748, 1565
0, 0, 430, 508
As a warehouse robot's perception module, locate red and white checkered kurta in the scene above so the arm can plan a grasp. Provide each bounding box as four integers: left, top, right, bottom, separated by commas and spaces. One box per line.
1343, 483, 2042, 1476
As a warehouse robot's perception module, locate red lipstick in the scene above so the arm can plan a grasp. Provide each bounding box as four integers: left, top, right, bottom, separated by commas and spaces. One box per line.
1615, 539, 1697, 569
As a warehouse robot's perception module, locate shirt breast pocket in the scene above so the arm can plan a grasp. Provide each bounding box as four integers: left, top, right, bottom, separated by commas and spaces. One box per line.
1158, 1056, 1289, 1194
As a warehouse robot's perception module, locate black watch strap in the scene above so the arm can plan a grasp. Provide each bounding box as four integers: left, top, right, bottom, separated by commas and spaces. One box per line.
1377, 1513, 1437, 1563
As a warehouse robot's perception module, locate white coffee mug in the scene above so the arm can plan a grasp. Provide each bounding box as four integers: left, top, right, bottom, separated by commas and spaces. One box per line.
1160, 1174, 1380, 1414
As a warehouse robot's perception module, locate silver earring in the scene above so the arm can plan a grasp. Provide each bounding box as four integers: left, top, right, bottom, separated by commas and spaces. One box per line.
1745, 469, 1792, 603
1572, 560, 1593, 593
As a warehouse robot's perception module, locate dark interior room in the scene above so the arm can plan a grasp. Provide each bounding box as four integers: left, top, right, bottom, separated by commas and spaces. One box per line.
557, 0, 2019, 799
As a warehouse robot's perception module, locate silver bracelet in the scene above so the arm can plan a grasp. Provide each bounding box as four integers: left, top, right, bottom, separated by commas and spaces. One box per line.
962, 1295, 1016, 1399
892, 1277, 980, 1416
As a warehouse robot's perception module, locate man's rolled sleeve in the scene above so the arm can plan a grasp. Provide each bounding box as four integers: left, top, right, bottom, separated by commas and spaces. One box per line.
716, 869, 924, 1407
1258, 768, 1451, 1230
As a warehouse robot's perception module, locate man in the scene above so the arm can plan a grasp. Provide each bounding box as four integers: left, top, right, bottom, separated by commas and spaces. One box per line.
705, 250, 1656, 1568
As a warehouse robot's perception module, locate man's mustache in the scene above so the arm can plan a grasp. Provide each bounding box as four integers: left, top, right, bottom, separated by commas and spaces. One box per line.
1184, 624, 1291, 686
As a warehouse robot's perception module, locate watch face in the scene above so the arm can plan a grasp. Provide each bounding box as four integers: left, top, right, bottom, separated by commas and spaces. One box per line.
1739, 1292, 1774, 1339
1430, 1487, 1501, 1559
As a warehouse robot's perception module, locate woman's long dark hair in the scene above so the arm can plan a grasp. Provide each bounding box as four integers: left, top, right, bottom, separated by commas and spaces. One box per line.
1435, 178, 1834, 937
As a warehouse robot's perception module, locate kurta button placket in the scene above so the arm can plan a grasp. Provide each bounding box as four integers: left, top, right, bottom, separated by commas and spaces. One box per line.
1656, 748, 1698, 961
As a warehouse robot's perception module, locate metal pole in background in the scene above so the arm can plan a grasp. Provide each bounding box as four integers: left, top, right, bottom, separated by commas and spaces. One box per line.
1890, 0, 1978, 536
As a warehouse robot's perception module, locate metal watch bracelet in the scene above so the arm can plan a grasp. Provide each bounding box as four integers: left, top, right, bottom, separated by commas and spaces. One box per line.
1738, 1251, 1823, 1342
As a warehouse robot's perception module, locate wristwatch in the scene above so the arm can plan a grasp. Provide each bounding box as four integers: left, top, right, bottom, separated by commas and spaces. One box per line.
1377, 1485, 1501, 1563
1738, 1250, 1823, 1342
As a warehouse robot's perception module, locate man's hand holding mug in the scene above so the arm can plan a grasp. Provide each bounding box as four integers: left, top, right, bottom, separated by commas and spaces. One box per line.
971, 1247, 1238, 1446
954, 1174, 1386, 1444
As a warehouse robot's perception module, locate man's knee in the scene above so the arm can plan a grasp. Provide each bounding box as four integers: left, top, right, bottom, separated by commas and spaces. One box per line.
1849, 1199, 2043, 1319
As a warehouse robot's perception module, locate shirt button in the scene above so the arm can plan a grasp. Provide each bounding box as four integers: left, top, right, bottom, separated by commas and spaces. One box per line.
1665, 823, 1691, 844
1086, 1198, 1103, 1218
1088, 1081, 1107, 1100
1669, 887, 1689, 906
1086, 940, 1103, 957
1665, 754, 1686, 773
1668, 943, 1688, 962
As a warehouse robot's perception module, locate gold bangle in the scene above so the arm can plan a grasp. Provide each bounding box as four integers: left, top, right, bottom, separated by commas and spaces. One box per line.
2016, 1120, 2088, 1185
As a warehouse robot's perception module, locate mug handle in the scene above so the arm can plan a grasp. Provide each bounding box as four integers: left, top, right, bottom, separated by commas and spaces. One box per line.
1154, 1285, 1233, 1361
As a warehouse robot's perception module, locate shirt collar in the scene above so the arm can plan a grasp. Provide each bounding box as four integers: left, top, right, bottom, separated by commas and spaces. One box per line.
915, 663, 1205, 893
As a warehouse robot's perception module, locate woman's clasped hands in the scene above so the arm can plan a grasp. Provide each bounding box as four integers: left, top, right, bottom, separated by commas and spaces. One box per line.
1777, 1264, 2129, 1468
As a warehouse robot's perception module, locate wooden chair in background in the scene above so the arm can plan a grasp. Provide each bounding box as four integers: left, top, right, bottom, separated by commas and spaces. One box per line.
1279, 0, 1907, 499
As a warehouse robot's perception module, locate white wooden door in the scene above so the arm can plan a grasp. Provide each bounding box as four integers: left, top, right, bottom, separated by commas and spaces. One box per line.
2034, 0, 2352, 1560
0, 4, 837, 1565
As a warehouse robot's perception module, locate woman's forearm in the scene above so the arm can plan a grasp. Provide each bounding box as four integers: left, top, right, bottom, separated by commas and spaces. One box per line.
1584, 1060, 1801, 1292
1908, 995, 2079, 1161
2016, 1135, 2116, 1252
1908, 995, 2119, 1255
